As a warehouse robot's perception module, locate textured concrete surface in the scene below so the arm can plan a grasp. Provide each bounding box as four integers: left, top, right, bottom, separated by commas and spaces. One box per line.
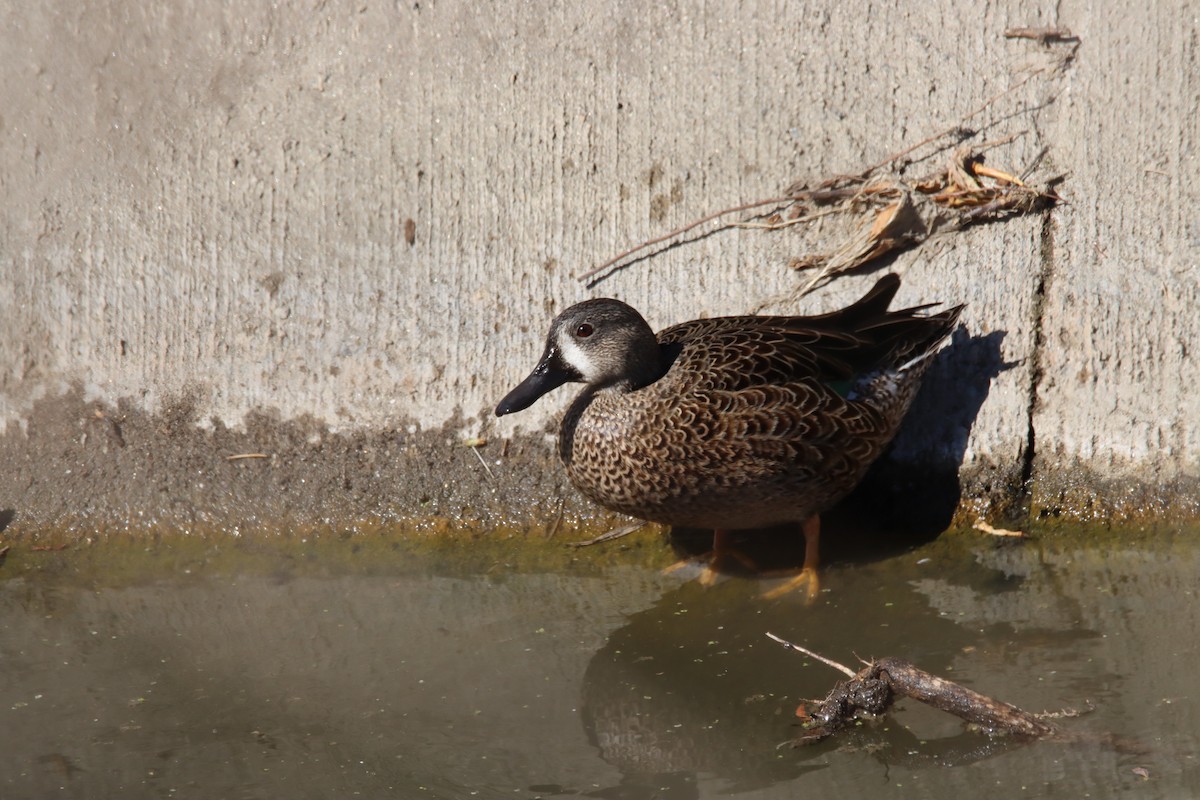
1, 1, 1197, 531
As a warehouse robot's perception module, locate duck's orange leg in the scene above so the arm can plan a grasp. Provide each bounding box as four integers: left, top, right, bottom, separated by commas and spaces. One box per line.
698, 529, 744, 585
663, 529, 758, 585
761, 516, 821, 601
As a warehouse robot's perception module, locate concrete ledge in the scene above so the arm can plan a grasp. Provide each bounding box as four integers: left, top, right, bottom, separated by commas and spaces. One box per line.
3, 3, 1197, 531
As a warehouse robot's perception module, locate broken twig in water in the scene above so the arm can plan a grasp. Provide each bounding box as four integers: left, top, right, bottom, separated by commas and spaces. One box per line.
766, 632, 856, 677
765, 634, 1057, 745
973, 519, 1027, 538
568, 521, 648, 547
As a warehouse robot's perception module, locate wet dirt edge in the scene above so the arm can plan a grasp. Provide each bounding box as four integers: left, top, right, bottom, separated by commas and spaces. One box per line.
1, 388, 1197, 547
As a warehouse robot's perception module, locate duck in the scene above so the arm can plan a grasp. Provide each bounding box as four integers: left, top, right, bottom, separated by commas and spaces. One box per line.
495, 274, 963, 598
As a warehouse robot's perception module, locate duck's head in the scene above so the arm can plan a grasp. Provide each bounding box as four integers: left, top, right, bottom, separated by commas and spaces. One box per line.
495, 298, 660, 416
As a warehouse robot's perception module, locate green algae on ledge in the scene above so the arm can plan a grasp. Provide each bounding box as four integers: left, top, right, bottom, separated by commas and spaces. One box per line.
0, 518, 677, 590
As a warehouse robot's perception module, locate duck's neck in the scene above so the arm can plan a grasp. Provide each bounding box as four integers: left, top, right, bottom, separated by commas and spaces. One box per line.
591, 337, 669, 395
624, 341, 680, 390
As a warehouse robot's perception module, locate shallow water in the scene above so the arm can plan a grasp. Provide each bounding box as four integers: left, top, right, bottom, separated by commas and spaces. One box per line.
1, 528, 1197, 799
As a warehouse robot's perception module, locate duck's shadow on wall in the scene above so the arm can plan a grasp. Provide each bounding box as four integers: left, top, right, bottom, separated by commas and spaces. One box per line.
670, 327, 1013, 570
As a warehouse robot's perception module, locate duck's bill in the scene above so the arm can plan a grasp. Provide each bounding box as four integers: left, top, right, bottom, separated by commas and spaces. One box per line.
495, 347, 577, 416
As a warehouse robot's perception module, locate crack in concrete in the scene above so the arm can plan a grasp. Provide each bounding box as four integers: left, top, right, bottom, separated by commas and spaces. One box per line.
1019, 208, 1056, 514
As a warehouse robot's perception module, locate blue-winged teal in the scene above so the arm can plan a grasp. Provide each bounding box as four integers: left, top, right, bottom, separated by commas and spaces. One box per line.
496, 274, 963, 597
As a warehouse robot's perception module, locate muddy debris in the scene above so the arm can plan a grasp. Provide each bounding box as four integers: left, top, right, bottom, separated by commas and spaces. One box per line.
766, 634, 1059, 745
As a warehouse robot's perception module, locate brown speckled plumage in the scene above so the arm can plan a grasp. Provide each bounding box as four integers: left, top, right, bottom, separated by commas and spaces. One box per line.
497, 274, 963, 534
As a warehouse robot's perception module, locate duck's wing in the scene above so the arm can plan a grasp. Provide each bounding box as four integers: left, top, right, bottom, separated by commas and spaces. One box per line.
656, 275, 962, 394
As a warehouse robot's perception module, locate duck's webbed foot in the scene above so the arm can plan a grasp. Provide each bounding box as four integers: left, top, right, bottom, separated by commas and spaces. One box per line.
760, 516, 821, 602
663, 529, 758, 584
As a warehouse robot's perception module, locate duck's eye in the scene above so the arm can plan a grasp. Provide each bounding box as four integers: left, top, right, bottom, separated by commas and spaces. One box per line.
575, 323, 594, 338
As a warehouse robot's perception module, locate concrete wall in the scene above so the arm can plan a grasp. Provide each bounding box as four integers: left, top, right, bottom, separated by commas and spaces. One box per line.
2, 1, 1197, 531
